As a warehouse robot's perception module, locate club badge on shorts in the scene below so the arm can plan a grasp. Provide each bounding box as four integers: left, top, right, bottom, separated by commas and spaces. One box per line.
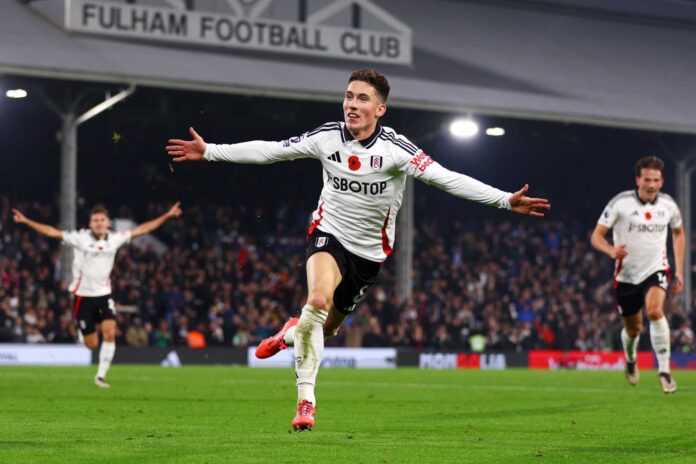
371, 155, 383, 171
315, 237, 328, 248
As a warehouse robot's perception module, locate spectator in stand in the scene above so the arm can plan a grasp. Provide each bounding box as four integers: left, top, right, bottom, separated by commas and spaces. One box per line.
125, 317, 149, 348
1, 195, 694, 354
151, 320, 173, 348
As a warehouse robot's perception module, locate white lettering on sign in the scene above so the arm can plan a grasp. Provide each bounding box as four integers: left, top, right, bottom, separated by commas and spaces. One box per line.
65, 0, 412, 65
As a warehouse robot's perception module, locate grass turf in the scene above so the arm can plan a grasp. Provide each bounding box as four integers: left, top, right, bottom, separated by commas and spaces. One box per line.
0, 366, 694, 463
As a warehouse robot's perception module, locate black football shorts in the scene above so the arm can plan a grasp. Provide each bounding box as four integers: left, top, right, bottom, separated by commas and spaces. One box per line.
73, 294, 116, 335
615, 270, 670, 317
306, 230, 381, 314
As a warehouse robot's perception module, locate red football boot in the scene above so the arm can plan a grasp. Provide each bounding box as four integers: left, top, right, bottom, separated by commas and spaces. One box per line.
255, 317, 299, 359
291, 400, 316, 431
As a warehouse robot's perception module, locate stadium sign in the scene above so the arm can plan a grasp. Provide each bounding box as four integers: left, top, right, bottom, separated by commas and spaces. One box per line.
418, 353, 508, 370
0, 344, 91, 366
64, 0, 413, 65
248, 347, 397, 368
529, 351, 654, 371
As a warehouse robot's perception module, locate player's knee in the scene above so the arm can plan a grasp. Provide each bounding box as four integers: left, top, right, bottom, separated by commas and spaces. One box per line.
84, 339, 98, 350
626, 325, 642, 338
646, 307, 664, 321
307, 293, 333, 311
103, 333, 116, 342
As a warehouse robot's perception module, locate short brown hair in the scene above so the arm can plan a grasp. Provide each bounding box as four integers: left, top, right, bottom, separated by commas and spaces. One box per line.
635, 156, 664, 176
349, 69, 390, 102
90, 204, 109, 217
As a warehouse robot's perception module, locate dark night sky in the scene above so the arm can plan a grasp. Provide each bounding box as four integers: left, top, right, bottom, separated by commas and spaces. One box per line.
1, 77, 694, 228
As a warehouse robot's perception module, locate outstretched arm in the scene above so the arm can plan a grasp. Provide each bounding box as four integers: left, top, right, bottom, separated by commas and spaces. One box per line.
130, 202, 182, 239
590, 223, 627, 260
167, 127, 319, 165
12, 209, 63, 240
407, 153, 550, 216
671, 226, 685, 293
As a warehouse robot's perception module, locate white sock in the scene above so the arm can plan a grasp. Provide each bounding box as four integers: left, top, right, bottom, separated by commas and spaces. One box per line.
283, 321, 332, 346
649, 317, 671, 374
283, 326, 296, 346
621, 328, 639, 363
97, 341, 116, 379
294, 305, 328, 406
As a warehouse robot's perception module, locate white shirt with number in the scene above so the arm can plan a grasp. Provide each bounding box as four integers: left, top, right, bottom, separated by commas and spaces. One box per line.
62, 229, 132, 297
204, 122, 512, 262
597, 190, 682, 285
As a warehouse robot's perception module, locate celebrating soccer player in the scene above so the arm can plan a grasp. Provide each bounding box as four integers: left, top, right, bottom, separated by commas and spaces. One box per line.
12, 202, 182, 388
591, 156, 683, 393
167, 69, 550, 430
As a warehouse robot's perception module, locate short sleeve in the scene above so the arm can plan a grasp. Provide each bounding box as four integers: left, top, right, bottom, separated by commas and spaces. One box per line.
111, 230, 132, 248
597, 202, 618, 228
61, 230, 83, 248
670, 204, 683, 229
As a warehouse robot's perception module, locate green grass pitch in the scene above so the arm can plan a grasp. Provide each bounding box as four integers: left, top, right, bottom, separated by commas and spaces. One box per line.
1, 366, 694, 463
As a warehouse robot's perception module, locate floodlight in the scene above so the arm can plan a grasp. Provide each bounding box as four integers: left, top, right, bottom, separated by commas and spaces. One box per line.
449, 118, 479, 139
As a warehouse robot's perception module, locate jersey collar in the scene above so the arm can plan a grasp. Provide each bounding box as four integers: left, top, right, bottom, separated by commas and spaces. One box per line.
91, 231, 109, 241
634, 189, 658, 205
342, 123, 382, 149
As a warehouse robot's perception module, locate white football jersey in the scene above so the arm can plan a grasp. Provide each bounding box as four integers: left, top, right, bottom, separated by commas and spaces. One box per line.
597, 190, 682, 285
62, 229, 132, 297
205, 122, 511, 262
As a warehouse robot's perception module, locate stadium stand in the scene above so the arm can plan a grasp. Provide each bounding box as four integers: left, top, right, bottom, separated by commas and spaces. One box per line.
2, 195, 694, 352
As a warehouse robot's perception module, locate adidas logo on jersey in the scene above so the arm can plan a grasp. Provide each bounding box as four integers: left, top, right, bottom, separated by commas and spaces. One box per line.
327, 151, 342, 163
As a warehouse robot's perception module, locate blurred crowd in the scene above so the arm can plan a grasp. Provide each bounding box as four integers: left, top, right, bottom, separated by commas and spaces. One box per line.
1, 195, 695, 353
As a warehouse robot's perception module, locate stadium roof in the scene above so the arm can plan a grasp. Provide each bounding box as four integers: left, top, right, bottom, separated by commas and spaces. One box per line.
3, 0, 696, 133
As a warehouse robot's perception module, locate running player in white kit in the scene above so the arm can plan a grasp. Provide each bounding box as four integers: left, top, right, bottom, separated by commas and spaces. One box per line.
591, 156, 683, 393
13, 202, 182, 387
167, 69, 550, 430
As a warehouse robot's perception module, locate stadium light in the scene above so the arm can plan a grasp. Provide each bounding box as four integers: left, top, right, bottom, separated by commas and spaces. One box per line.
449, 118, 479, 139
486, 127, 505, 137
6, 89, 27, 99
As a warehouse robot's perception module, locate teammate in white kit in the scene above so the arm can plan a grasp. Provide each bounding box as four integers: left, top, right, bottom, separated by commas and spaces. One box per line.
591, 156, 683, 393
167, 69, 550, 430
13, 202, 182, 387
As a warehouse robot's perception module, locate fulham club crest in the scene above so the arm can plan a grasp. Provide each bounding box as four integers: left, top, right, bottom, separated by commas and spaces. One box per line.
371, 155, 383, 171
315, 237, 328, 248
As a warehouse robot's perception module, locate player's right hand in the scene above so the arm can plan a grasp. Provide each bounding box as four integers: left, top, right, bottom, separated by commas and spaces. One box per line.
166, 201, 183, 218
612, 244, 628, 260
12, 209, 27, 224
167, 127, 206, 162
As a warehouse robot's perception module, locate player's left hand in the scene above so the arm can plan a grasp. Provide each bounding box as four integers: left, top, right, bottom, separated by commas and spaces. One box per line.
671, 272, 684, 293
167, 127, 206, 162
12, 208, 27, 224
167, 201, 183, 218
509, 184, 551, 217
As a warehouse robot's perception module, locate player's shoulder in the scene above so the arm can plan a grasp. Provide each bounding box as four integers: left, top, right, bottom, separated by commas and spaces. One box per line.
74, 228, 92, 238
378, 125, 420, 156
306, 121, 342, 138
606, 190, 635, 208
64, 229, 91, 243
657, 192, 678, 208
110, 230, 131, 240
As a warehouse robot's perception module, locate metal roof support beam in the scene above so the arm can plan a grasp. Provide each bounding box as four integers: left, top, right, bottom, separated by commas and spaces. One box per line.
75, 85, 135, 125
44, 85, 136, 285
395, 177, 414, 304
675, 157, 696, 314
